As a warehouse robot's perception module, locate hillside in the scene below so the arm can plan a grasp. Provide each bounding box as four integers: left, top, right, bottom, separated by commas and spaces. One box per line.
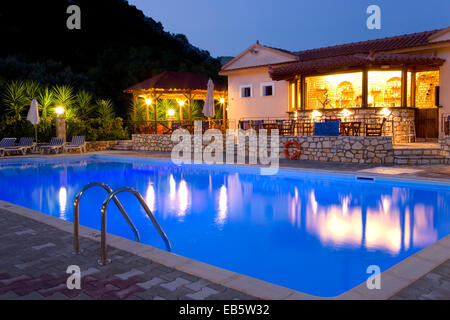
0, 0, 222, 118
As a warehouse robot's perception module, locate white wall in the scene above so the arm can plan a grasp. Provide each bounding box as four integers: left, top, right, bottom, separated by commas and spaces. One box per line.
224, 46, 296, 71
437, 47, 450, 135
226, 67, 289, 121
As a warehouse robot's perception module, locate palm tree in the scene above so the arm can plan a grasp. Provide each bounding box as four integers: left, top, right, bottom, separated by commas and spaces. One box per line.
128, 98, 146, 122
37, 87, 54, 119
1, 81, 28, 121
24, 80, 41, 104
76, 90, 94, 120
96, 99, 115, 121
52, 85, 75, 117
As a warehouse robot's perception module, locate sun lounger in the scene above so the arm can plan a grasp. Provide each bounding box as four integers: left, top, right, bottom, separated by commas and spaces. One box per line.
63, 136, 86, 153
1, 137, 34, 156
0, 138, 17, 156
39, 137, 64, 154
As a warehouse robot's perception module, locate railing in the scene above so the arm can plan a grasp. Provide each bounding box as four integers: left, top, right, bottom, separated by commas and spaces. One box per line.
132, 119, 237, 134
99, 187, 171, 265
236, 118, 393, 137
73, 183, 171, 266
73, 182, 140, 255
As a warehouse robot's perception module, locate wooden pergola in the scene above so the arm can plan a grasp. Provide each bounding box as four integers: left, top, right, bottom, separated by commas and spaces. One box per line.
124, 71, 227, 123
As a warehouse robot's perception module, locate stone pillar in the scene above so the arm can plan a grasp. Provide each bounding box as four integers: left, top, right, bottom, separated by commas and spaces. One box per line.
56, 117, 66, 142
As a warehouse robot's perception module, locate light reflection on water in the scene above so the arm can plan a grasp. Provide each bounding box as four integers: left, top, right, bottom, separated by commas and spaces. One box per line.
0, 157, 449, 297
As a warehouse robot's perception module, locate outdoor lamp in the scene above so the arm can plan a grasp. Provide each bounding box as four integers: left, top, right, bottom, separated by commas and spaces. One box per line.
177, 100, 186, 107
341, 109, 352, 117
145, 98, 152, 105
168, 109, 175, 117
54, 106, 66, 142
219, 98, 225, 104
311, 110, 322, 119
55, 106, 65, 115
380, 108, 391, 117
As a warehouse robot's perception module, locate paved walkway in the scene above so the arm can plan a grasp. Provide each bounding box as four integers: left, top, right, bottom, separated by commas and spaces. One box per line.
1, 151, 449, 300
390, 260, 450, 300
0, 208, 256, 300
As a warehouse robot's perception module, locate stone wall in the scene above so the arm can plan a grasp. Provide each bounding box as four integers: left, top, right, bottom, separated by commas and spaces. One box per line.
85, 140, 119, 152
279, 136, 393, 164
132, 134, 394, 164
439, 136, 450, 164
132, 134, 176, 152
296, 107, 415, 144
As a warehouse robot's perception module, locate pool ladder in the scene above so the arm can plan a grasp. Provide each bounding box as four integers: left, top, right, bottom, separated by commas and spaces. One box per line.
73, 182, 171, 266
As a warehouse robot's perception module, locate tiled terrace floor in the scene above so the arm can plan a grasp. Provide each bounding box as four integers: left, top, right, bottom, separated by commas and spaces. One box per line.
0, 208, 256, 300
0, 151, 449, 300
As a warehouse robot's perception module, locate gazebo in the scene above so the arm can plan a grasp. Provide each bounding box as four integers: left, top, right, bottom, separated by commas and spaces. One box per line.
124, 71, 228, 126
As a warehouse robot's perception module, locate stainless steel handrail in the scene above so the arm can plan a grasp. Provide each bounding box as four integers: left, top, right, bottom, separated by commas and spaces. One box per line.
73, 182, 140, 254
98, 187, 171, 265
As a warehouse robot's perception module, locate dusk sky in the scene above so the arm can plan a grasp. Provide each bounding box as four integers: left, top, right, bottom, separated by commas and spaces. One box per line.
128, 0, 450, 58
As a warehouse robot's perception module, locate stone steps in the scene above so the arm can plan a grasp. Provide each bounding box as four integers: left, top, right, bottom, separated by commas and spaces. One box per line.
111, 140, 133, 151
393, 148, 446, 165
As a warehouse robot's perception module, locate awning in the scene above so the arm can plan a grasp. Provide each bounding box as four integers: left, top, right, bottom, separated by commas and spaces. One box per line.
269, 53, 445, 81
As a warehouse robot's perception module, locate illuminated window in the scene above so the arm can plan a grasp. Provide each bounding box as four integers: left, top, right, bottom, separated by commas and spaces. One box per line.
368, 71, 402, 108
407, 72, 412, 107
305, 72, 363, 110
415, 71, 439, 108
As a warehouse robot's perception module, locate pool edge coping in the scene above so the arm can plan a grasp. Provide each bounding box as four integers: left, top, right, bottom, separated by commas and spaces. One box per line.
1, 151, 450, 187
1, 200, 449, 300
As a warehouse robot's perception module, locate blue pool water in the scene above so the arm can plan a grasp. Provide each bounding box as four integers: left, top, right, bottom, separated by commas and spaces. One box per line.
0, 155, 449, 297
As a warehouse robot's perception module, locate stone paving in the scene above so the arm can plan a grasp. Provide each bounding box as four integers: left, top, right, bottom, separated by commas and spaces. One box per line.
1, 151, 449, 300
390, 260, 450, 300
0, 208, 256, 300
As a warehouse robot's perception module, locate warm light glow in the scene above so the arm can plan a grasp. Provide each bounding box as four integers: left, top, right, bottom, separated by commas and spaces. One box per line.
167, 108, 175, 117
145, 183, 155, 212
215, 185, 228, 225
311, 110, 322, 118
59, 187, 67, 215
145, 98, 152, 105
380, 108, 391, 117
178, 179, 189, 218
340, 109, 352, 117
169, 174, 176, 201
305, 72, 363, 109
55, 106, 65, 115
177, 100, 186, 107
219, 98, 225, 104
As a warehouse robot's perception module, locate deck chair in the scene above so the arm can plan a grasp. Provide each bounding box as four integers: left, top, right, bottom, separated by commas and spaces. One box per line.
63, 136, 86, 153
0, 138, 17, 156
39, 137, 64, 154
1, 137, 34, 156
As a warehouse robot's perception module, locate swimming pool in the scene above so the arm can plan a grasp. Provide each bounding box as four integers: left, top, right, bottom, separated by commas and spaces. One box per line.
1, 155, 449, 297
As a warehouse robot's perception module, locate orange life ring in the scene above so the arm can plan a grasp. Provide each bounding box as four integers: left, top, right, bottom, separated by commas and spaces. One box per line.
284, 140, 301, 160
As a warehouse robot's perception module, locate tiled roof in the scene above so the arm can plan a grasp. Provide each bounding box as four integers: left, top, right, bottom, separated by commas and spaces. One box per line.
270, 53, 445, 81
124, 71, 226, 92
292, 29, 446, 61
